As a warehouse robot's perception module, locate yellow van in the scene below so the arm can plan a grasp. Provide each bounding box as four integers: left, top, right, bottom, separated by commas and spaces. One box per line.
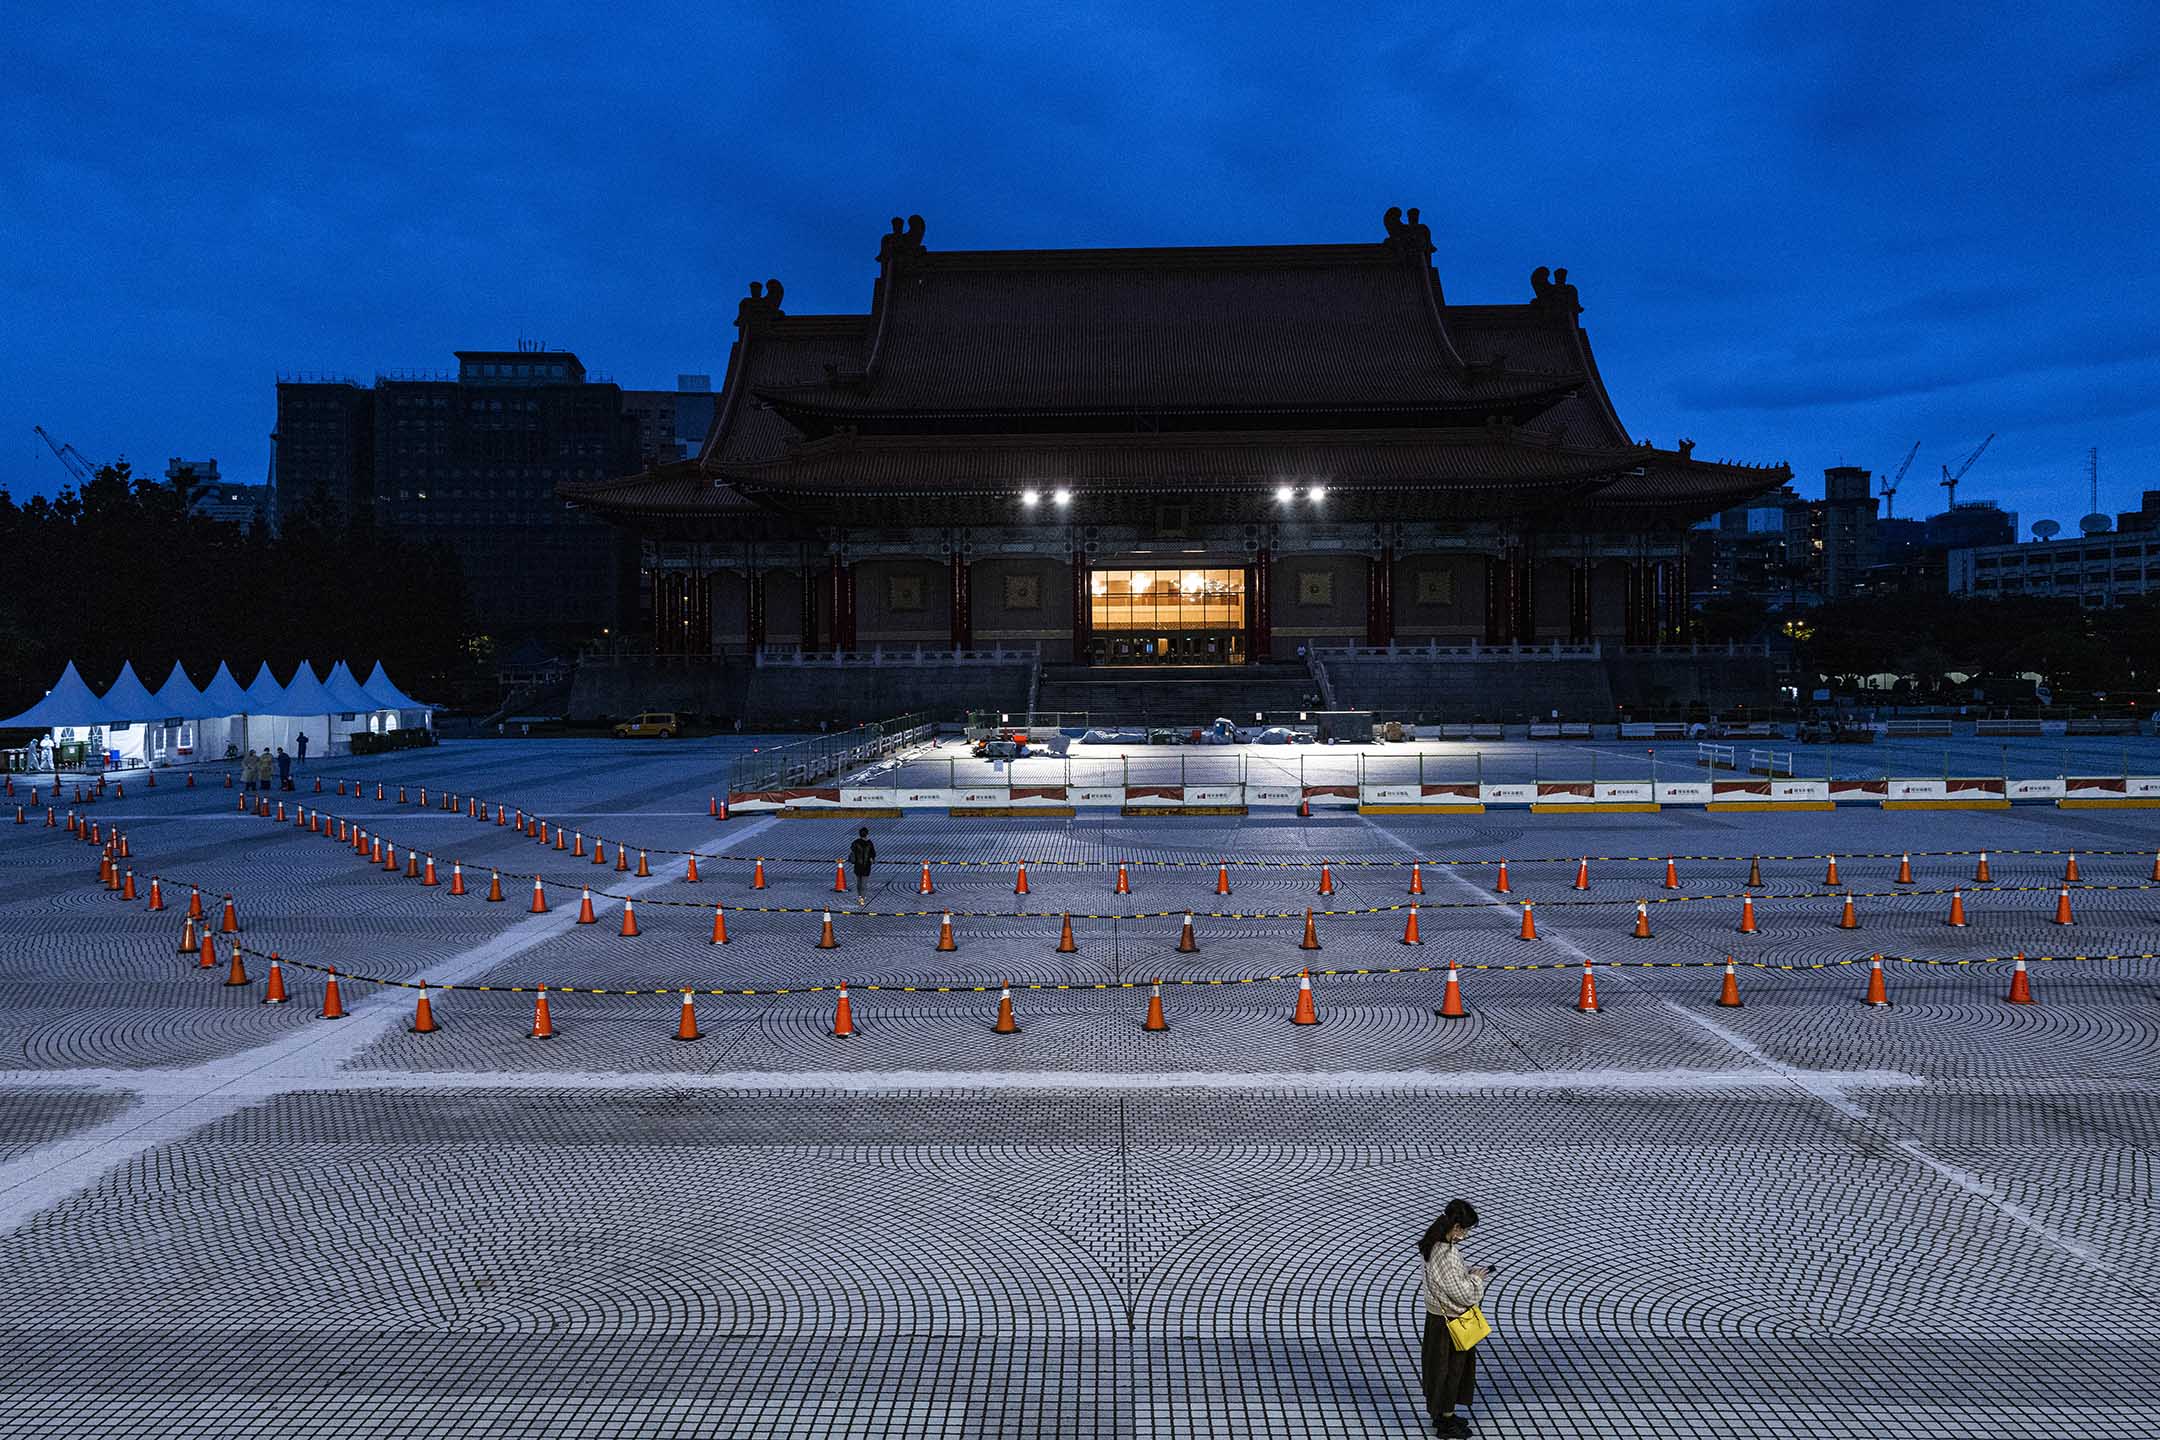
612, 711, 682, 739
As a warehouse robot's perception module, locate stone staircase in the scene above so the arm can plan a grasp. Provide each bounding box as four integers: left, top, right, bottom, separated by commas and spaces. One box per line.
1032, 663, 1320, 726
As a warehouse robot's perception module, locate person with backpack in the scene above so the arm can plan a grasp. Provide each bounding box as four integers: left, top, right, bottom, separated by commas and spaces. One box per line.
847, 827, 876, 907
1419, 1198, 1494, 1436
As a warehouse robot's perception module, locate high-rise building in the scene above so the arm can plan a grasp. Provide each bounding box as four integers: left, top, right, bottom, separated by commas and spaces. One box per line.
167, 458, 271, 531
621, 375, 716, 465
272, 379, 374, 523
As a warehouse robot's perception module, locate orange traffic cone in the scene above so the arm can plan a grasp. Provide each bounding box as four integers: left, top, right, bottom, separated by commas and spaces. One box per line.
220, 896, 240, 934
752, 858, 767, 888
528, 985, 556, 1037
1737, 894, 1758, 934
487, 869, 504, 902
1292, 969, 1318, 1025
1409, 863, 1425, 896
1299, 908, 1322, 951
1747, 856, 1762, 887
1975, 852, 1992, 883
1114, 863, 1130, 894
120, 870, 136, 901
198, 929, 217, 969
530, 876, 549, 913
817, 911, 838, 949
1055, 913, 1077, 954
591, 841, 607, 867
1662, 856, 1679, 890
673, 990, 700, 1042
636, 850, 651, 878
223, 941, 250, 987
572, 831, 586, 857
1142, 980, 1167, 1031
833, 860, 847, 892
1215, 865, 1232, 896
422, 854, 438, 887
1862, 954, 1889, 1007
1177, 911, 1199, 953
992, 985, 1020, 1034
1572, 858, 1590, 891
178, 914, 199, 955
409, 984, 438, 1032
710, 903, 731, 944
1519, 901, 1537, 940
406, 850, 421, 880
1838, 894, 1859, 929
919, 862, 935, 894
1824, 855, 1841, 887
146, 876, 164, 911
619, 899, 640, 937
188, 885, 204, 920
2052, 887, 2074, 926
449, 862, 467, 896
1574, 959, 1599, 1013
319, 968, 346, 1019
576, 887, 597, 924
261, 954, 288, 1004
1316, 864, 1334, 896
1494, 860, 1511, 894
1945, 889, 1967, 927
554, 828, 566, 853
1630, 901, 1652, 939
1717, 956, 1743, 1007
1400, 905, 1422, 945
710, 795, 719, 819
2063, 853, 2080, 883
2006, 953, 2034, 1004
1438, 959, 1466, 1018
1895, 852, 1914, 884
935, 911, 957, 952
2150, 851, 2159, 883
684, 855, 700, 882
1014, 863, 1030, 895
831, 982, 855, 1037
615, 847, 629, 874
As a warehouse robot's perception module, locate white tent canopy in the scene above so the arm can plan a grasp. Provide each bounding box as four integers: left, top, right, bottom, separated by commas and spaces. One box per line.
98, 662, 164, 722
0, 662, 114, 729
149, 663, 211, 718
362, 662, 426, 711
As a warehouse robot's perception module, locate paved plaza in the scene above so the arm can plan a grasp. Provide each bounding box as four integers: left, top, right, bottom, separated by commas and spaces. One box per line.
2, 736, 2158, 1437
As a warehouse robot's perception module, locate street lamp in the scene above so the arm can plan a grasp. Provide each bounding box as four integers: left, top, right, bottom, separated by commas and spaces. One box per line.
1021, 489, 1040, 507
1052, 488, 1071, 507
1275, 485, 1296, 504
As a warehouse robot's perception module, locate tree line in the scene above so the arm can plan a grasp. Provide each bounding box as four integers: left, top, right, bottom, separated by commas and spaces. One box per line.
0, 464, 472, 717
1792, 593, 2160, 702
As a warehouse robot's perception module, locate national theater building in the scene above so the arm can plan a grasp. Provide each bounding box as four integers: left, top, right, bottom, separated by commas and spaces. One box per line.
562, 210, 1786, 669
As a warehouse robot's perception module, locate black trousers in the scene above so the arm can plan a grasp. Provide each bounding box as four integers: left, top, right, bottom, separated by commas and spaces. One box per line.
1421, 1313, 1478, 1422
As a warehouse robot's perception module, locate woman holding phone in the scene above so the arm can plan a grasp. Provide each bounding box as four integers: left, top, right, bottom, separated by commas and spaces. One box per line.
1418, 1198, 1493, 1436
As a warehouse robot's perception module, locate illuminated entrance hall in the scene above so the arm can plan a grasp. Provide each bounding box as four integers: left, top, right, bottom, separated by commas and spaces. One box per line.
1089, 567, 1246, 664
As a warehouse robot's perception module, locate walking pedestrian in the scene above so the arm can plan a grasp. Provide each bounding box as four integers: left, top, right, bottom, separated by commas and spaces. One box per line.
295, 731, 309, 767
848, 826, 876, 907
1419, 1198, 1495, 1437
275, 746, 292, 791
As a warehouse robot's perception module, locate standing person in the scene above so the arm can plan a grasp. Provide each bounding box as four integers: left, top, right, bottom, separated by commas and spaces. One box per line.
241, 747, 258, 793
847, 826, 876, 907
275, 746, 292, 791
295, 731, 309, 768
1419, 1198, 1493, 1437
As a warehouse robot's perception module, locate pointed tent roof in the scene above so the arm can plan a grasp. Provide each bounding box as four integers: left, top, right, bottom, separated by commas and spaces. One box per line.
197, 662, 254, 715
266, 661, 339, 716
242, 663, 288, 713
361, 662, 427, 710
98, 662, 165, 722
323, 661, 382, 711
149, 662, 209, 719
0, 661, 116, 728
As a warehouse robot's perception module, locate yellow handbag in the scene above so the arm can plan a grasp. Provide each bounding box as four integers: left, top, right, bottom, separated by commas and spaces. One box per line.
1446, 1304, 1492, 1350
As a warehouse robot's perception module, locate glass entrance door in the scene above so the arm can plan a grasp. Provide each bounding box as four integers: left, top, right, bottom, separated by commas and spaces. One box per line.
1087, 567, 1247, 664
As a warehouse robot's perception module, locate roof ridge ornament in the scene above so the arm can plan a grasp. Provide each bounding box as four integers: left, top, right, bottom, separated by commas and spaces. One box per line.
735, 279, 786, 330
1531, 266, 1582, 316
878, 214, 927, 262
1381, 206, 1434, 257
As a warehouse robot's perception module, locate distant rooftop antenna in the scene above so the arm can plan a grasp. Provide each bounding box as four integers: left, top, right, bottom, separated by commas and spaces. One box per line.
2078, 446, 2110, 534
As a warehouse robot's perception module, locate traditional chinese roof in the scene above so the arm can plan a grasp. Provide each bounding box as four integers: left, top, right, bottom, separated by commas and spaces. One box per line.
560, 210, 1787, 531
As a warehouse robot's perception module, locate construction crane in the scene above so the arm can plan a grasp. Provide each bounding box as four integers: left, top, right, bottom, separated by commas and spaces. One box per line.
1879, 440, 1921, 517
1939, 432, 1995, 509
33, 425, 101, 484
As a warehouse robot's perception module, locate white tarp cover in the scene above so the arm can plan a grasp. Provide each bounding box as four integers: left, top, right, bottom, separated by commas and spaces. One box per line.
97, 662, 164, 722
149, 663, 212, 718
361, 662, 426, 710
0, 662, 116, 728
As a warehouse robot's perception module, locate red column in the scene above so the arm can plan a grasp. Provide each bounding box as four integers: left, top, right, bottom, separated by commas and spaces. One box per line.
799, 556, 820, 650
1366, 546, 1394, 646
1250, 547, 1272, 661
1070, 549, 1091, 664
829, 554, 854, 652
950, 555, 972, 651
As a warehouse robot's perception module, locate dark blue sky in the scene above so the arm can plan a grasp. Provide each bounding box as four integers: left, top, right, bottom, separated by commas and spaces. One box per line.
8, 3, 2156, 532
